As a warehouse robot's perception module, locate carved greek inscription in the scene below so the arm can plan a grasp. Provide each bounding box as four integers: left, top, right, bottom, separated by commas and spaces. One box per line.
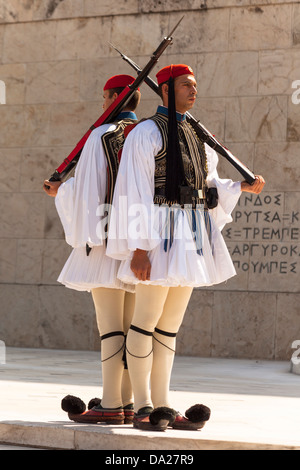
224, 193, 299, 283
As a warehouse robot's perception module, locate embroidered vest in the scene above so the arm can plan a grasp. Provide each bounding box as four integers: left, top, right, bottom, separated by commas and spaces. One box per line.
101, 118, 137, 206
150, 112, 212, 254
150, 112, 208, 207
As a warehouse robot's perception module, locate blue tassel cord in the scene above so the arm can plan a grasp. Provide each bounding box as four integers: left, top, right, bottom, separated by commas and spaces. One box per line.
162, 205, 212, 255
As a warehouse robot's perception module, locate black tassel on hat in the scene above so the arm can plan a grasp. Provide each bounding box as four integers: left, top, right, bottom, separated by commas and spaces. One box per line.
165, 76, 186, 202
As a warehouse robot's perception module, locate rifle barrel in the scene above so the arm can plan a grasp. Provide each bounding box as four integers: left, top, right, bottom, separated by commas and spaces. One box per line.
111, 45, 256, 184
48, 20, 181, 182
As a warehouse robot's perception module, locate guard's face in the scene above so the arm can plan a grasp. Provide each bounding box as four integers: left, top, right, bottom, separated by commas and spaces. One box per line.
174, 74, 197, 113
102, 90, 117, 111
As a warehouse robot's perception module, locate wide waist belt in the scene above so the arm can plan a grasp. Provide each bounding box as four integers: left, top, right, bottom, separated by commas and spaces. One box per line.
154, 186, 206, 206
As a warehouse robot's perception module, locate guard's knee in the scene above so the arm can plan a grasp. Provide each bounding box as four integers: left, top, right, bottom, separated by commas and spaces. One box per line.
126, 324, 153, 359
153, 327, 177, 352
100, 330, 126, 365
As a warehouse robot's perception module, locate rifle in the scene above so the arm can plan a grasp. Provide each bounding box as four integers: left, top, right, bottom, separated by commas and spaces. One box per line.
109, 44, 256, 185
46, 16, 184, 185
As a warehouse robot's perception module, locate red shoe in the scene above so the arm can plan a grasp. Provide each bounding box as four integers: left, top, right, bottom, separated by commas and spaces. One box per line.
124, 403, 134, 424
171, 404, 211, 430
87, 398, 134, 424
133, 406, 176, 431
69, 404, 125, 425
61, 395, 134, 425
171, 412, 206, 430
133, 407, 156, 430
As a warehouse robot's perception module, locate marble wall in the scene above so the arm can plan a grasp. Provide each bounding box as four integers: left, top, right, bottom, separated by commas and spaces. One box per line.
0, 0, 299, 360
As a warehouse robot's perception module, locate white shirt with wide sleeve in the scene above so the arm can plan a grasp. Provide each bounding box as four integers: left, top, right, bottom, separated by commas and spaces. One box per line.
106, 119, 242, 287
55, 124, 131, 292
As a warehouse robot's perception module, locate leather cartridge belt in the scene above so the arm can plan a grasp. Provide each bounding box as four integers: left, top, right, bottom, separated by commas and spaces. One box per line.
154, 186, 207, 206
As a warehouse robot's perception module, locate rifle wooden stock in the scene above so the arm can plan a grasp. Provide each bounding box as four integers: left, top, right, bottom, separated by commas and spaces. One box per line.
112, 49, 256, 184
47, 17, 184, 183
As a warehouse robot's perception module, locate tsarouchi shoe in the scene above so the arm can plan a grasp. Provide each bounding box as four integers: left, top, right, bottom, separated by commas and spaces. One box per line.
133, 406, 176, 431
87, 398, 134, 424
123, 403, 134, 424
61, 395, 129, 425
170, 404, 211, 430
68, 404, 125, 424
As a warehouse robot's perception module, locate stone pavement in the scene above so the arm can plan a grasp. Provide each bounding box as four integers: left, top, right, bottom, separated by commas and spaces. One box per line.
0, 347, 299, 451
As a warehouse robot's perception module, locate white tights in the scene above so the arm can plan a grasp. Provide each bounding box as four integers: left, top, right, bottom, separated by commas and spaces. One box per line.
91, 287, 135, 409
126, 284, 193, 412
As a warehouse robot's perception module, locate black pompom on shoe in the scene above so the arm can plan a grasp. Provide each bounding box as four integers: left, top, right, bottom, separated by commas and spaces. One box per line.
185, 404, 211, 423
88, 397, 101, 410
150, 407, 177, 427
61, 395, 86, 414
171, 404, 211, 430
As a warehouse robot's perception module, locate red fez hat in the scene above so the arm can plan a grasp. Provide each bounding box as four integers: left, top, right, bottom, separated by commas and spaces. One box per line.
103, 74, 136, 90
156, 64, 194, 85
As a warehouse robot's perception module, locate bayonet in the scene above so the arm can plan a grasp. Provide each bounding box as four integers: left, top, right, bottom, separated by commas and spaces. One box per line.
46, 18, 183, 184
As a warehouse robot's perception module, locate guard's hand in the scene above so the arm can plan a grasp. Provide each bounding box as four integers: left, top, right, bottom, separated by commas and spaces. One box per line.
241, 175, 265, 194
130, 249, 151, 281
43, 179, 62, 197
